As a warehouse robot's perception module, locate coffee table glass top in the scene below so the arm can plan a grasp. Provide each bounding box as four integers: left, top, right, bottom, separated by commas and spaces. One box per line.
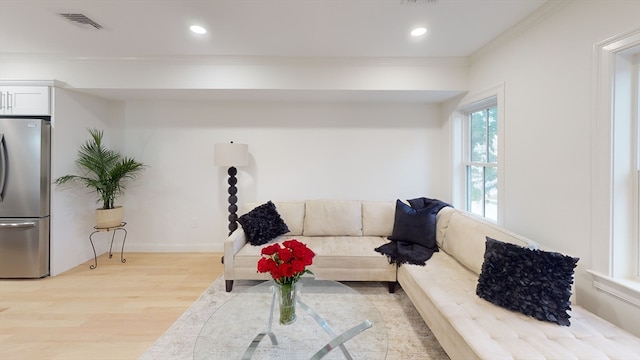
194, 277, 388, 359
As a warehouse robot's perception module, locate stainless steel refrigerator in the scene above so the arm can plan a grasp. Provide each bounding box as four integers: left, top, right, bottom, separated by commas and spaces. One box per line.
0, 117, 51, 278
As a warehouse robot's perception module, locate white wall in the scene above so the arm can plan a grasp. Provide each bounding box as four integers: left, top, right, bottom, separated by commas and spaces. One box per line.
50, 88, 117, 275
458, 0, 640, 335
121, 100, 445, 252
2, 51, 461, 274
0, 56, 468, 94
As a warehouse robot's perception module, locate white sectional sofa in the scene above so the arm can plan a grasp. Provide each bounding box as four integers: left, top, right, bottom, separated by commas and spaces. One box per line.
223, 199, 640, 359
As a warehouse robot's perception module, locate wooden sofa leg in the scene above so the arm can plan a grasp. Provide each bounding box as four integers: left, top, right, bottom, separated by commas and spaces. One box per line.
388, 281, 397, 293
225, 280, 234, 292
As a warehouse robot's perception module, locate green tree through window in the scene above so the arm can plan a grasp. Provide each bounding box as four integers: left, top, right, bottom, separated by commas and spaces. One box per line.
467, 106, 498, 221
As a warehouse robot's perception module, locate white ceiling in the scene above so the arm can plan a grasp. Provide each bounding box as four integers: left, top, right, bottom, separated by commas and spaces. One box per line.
0, 0, 547, 58
0, 0, 548, 102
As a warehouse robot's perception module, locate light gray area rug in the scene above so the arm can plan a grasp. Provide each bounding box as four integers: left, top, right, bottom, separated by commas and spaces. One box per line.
139, 277, 450, 360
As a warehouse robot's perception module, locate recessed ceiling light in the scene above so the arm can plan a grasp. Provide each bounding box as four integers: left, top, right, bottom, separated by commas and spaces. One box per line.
411, 27, 427, 37
190, 25, 207, 35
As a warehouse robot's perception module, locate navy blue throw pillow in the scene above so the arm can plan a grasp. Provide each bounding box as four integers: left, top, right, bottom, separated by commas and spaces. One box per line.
388, 200, 437, 250
476, 237, 579, 326
238, 201, 289, 246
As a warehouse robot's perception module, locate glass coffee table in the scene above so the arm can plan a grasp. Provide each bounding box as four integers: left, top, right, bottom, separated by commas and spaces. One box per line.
194, 277, 388, 359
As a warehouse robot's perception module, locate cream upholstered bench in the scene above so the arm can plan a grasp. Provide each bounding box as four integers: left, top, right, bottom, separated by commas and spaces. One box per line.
223, 200, 398, 292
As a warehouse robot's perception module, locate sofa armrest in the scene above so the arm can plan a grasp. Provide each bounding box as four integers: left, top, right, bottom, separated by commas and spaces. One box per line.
224, 228, 248, 280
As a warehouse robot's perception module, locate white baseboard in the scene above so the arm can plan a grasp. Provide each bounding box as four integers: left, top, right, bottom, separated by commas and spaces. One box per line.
125, 243, 223, 253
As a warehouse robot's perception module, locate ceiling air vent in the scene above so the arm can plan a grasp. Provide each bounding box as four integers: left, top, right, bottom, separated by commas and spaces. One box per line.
59, 13, 103, 29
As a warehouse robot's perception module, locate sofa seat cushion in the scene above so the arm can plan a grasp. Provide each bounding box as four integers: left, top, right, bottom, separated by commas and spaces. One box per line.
233, 236, 391, 270
399, 254, 640, 360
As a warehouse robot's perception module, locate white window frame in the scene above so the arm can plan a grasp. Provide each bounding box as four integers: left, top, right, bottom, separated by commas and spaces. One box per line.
452, 84, 505, 225
589, 28, 640, 306
637, 63, 640, 278
634, 53, 640, 278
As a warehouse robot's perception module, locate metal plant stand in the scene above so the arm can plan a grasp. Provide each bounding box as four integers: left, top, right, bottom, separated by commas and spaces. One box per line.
88, 222, 127, 269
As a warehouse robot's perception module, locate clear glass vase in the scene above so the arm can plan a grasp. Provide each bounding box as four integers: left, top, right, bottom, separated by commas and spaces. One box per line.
276, 282, 298, 325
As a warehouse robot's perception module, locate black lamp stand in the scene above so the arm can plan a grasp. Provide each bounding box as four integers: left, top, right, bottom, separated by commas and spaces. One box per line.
226, 166, 239, 236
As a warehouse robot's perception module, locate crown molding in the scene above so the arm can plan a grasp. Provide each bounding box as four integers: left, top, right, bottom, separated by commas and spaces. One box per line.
0, 52, 468, 68
470, 0, 574, 62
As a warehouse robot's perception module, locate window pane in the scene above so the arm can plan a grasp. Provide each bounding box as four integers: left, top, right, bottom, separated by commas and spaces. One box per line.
464, 101, 499, 223
467, 165, 484, 217
488, 106, 498, 163
470, 110, 487, 162
485, 166, 498, 222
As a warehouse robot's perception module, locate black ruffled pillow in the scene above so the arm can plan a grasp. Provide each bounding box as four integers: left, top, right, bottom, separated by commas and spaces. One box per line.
388, 200, 437, 250
238, 201, 289, 246
476, 237, 579, 326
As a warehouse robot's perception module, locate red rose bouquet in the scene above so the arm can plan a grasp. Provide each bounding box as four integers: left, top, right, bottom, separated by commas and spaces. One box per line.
257, 239, 315, 285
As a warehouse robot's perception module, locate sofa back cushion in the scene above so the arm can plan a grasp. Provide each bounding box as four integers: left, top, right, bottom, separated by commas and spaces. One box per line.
442, 210, 539, 275
272, 201, 305, 236
362, 201, 395, 236
303, 200, 363, 236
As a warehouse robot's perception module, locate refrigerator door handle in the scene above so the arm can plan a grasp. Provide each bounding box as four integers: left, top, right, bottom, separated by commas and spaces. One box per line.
0, 133, 6, 202
0, 222, 36, 229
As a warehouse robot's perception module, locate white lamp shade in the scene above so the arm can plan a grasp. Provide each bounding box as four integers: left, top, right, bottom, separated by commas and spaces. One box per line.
214, 143, 249, 167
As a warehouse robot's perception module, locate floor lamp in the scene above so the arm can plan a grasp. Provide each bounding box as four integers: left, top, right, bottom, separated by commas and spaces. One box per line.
214, 142, 249, 236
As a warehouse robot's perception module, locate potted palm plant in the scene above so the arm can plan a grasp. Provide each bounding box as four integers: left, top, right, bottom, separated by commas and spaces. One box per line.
55, 128, 146, 228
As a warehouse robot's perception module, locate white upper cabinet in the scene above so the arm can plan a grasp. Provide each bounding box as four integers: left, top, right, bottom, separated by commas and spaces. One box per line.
0, 86, 50, 115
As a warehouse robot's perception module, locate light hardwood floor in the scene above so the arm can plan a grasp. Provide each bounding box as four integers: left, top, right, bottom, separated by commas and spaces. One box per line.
0, 252, 223, 360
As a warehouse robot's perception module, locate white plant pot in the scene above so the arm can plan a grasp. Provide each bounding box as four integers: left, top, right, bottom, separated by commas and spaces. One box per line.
96, 206, 124, 229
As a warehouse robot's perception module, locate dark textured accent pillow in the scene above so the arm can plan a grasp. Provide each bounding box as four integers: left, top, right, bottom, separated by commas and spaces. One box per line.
238, 201, 289, 246
387, 200, 437, 250
476, 237, 579, 326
